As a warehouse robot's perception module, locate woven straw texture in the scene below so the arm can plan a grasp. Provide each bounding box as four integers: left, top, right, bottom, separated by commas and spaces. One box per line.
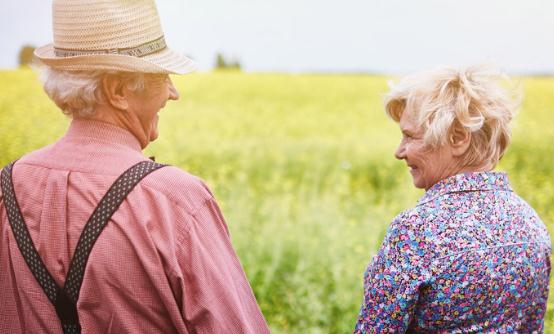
35, 0, 196, 74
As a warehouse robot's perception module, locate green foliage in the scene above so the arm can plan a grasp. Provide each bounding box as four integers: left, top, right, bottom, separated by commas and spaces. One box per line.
18, 45, 36, 67
1, 70, 553, 333
214, 52, 241, 71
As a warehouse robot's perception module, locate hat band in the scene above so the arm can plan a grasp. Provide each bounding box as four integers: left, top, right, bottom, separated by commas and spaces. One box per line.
53, 36, 167, 58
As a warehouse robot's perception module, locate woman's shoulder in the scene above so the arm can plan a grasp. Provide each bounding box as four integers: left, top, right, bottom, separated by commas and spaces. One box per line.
387, 204, 458, 258
388, 207, 429, 240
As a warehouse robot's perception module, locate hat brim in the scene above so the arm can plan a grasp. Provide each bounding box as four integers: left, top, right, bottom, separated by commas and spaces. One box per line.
34, 43, 197, 75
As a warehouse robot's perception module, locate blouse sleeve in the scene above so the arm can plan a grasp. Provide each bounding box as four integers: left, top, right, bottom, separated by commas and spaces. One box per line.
354, 210, 435, 333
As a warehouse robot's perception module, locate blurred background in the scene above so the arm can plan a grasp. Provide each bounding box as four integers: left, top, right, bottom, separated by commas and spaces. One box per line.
2, 0, 554, 74
1, 1, 554, 333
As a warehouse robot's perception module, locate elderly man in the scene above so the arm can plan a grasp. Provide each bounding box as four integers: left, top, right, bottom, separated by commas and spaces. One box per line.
0, 1, 270, 333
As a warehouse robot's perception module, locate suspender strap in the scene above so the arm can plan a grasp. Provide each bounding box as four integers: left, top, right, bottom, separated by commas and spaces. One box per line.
1, 161, 60, 303
63, 160, 165, 302
1, 160, 166, 334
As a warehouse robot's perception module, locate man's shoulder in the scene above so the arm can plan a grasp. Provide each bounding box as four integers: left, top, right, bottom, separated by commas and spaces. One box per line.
139, 164, 215, 215
13, 144, 56, 165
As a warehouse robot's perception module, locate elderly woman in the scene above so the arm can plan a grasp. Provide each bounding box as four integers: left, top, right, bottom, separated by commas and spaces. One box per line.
354, 66, 551, 333
0, 1, 269, 333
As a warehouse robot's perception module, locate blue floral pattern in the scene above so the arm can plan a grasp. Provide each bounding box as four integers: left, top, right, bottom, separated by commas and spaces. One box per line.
354, 172, 552, 333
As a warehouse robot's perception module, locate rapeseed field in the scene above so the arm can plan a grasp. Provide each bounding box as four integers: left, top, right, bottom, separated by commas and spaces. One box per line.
1, 69, 553, 333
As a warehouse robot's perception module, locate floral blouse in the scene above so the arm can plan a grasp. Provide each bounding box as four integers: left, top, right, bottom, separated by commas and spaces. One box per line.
354, 172, 552, 333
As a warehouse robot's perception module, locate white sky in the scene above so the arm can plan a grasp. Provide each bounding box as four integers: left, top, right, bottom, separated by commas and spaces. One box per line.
1, 0, 553, 74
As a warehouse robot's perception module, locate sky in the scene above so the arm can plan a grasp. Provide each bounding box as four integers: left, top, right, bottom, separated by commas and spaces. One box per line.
1, 0, 553, 74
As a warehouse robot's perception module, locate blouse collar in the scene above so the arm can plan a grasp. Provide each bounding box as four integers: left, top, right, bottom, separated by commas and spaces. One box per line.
418, 171, 512, 205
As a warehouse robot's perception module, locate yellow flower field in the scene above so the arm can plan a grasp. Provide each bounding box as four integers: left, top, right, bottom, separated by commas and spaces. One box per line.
1, 69, 553, 333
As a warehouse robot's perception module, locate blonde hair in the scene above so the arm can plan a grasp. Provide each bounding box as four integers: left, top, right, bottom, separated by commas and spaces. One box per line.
38, 67, 146, 117
385, 65, 519, 168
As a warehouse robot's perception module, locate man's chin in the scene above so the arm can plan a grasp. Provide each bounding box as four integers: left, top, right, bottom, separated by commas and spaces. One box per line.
147, 125, 159, 142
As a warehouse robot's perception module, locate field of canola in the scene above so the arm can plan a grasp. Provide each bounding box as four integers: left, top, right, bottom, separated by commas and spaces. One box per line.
1, 69, 553, 333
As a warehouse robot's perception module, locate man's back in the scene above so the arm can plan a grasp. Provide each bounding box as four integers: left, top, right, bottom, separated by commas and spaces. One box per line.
0, 119, 269, 333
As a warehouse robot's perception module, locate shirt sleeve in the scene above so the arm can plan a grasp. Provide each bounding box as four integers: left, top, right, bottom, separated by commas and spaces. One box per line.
354, 211, 434, 333
172, 197, 270, 334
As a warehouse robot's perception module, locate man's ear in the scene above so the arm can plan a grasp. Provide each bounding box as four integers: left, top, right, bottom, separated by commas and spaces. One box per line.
450, 126, 471, 157
101, 74, 129, 110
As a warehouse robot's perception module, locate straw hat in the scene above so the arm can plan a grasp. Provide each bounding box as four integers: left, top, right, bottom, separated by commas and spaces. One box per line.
34, 0, 196, 74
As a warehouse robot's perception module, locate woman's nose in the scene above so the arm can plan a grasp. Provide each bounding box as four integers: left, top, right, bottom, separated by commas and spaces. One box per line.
394, 142, 406, 160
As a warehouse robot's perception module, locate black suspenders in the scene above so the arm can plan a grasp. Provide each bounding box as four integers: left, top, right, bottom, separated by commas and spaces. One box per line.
0, 160, 166, 334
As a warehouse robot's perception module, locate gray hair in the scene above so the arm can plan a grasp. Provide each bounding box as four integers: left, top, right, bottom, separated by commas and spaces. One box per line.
385, 65, 520, 168
38, 67, 147, 117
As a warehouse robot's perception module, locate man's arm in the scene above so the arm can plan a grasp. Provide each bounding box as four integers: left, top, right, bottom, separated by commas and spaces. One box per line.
173, 197, 270, 334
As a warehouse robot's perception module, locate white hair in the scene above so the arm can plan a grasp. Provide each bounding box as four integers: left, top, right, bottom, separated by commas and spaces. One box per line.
385, 65, 520, 168
38, 67, 147, 117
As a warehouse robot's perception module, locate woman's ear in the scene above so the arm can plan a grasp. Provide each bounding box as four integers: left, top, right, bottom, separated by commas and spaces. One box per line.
449, 126, 471, 157
101, 74, 129, 111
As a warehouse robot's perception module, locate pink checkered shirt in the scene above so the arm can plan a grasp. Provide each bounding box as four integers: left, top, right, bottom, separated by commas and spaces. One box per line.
0, 119, 270, 334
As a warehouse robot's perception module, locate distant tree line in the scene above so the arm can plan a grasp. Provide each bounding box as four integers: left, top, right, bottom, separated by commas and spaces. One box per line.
19, 45, 36, 67
19, 44, 35, 66
214, 52, 241, 71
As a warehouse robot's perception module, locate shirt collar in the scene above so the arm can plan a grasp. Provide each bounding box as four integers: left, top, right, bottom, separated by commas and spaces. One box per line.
417, 171, 512, 205
63, 118, 143, 153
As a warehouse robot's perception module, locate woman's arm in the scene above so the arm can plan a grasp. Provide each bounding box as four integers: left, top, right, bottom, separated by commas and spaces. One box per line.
354, 211, 434, 333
